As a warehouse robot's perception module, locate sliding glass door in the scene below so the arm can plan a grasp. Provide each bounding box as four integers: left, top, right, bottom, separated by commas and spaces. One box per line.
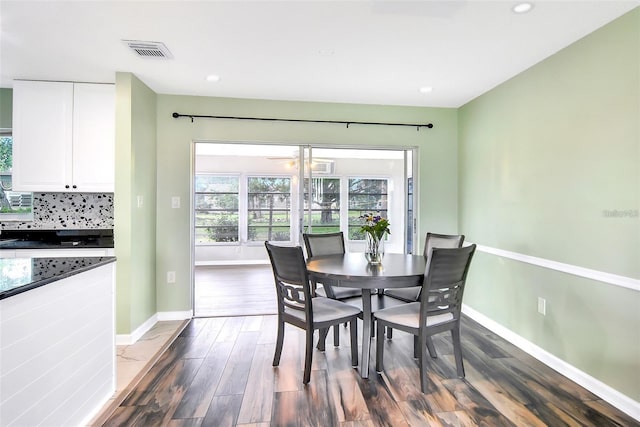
192, 142, 417, 316
300, 147, 415, 254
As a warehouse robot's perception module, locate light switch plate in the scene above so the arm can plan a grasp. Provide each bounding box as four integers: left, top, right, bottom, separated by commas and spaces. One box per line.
171, 196, 180, 209
537, 297, 546, 315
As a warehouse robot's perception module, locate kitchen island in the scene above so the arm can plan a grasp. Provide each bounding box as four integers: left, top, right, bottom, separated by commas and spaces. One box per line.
0, 255, 116, 426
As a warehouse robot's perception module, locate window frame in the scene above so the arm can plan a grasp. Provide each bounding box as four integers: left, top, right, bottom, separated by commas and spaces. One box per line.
302, 176, 341, 234
346, 176, 390, 241
246, 174, 293, 243
0, 129, 34, 222
194, 173, 295, 245
193, 173, 240, 245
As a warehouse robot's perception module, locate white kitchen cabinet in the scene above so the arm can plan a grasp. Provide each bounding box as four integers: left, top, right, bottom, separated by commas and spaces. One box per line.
12, 80, 115, 192
12, 81, 72, 192
71, 83, 116, 191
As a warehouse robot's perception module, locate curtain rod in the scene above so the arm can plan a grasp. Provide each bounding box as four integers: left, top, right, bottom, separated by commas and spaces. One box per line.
171, 112, 433, 130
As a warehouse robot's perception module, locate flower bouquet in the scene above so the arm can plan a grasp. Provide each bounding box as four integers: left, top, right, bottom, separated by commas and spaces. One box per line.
360, 213, 390, 264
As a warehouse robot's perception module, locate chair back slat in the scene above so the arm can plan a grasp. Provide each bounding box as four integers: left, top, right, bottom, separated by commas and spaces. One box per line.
424, 233, 465, 259
265, 242, 313, 324
279, 282, 306, 311
421, 245, 476, 321
303, 232, 345, 257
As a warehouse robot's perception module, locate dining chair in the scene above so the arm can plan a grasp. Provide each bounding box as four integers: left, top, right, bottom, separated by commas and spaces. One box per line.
303, 232, 399, 345
302, 232, 362, 299
303, 231, 362, 347
374, 244, 476, 393
265, 241, 361, 384
384, 233, 465, 303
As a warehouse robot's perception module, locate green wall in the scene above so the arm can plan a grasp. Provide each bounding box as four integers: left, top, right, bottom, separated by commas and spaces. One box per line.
110, 4, 638, 408
153, 95, 459, 312
459, 9, 639, 400
114, 73, 158, 334
0, 88, 12, 128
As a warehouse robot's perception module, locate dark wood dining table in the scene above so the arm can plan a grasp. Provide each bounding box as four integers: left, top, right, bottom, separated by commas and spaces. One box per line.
306, 252, 426, 378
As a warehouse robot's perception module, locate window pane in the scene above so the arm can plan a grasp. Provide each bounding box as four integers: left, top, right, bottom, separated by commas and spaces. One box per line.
0, 136, 11, 173
1, 135, 33, 221
194, 175, 239, 244
194, 194, 238, 210
247, 177, 291, 241
348, 178, 388, 240
195, 175, 238, 192
195, 225, 238, 243
303, 177, 340, 233
195, 213, 240, 243
195, 211, 239, 226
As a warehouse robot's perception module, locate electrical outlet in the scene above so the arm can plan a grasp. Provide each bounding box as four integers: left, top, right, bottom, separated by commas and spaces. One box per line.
537, 297, 546, 315
167, 271, 176, 283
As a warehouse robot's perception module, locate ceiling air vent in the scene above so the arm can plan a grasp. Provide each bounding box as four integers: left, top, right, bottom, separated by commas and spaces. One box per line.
123, 40, 173, 59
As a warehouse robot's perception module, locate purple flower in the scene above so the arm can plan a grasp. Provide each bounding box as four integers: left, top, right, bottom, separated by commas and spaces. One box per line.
360, 213, 391, 240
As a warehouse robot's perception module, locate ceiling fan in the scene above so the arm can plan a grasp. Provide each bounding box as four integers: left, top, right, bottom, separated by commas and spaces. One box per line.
266, 155, 335, 174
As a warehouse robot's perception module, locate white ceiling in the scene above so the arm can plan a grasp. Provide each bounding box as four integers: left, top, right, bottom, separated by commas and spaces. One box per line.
1, 0, 637, 108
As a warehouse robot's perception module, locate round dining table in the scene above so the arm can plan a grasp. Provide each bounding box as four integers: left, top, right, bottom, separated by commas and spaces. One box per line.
306, 252, 426, 378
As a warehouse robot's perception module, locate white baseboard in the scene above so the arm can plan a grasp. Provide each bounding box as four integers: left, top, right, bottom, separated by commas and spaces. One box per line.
195, 260, 270, 266
157, 310, 193, 321
116, 311, 192, 345
462, 304, 640, 422
115, 314, 157, 345
79, 388, 115, 427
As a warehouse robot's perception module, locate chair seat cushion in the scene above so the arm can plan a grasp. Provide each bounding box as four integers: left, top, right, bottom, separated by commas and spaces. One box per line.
374, 302, 454, 329
316, 285, 363, 299
383, 286, 421, 302
284, 297, 362, 325
340, 294, 407, 314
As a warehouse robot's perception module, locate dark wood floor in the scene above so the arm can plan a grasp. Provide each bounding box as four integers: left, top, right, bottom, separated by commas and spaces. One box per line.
194, 265, 276, 317
102, 313, 637, 426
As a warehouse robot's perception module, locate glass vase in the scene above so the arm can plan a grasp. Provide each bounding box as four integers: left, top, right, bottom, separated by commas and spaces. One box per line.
364, 233, 384, 265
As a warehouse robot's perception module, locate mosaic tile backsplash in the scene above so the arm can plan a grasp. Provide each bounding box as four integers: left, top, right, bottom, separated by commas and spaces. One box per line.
1, 193, 114, 230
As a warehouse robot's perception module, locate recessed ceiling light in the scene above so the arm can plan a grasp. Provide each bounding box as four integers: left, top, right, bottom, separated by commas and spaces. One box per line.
419, 86, 433, 94
512, 2, 533, 14
206, 74, 220, 82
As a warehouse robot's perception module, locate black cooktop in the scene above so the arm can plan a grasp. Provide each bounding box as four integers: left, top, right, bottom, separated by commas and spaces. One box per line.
0, 229, 114, 249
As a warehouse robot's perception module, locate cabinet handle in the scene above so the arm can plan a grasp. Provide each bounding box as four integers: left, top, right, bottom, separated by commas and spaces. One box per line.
72, 185, 77, 189
65, 185, 70, 189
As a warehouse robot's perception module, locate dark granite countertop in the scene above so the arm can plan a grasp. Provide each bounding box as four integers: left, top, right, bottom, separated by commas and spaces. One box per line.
0, 229, 114, 249
0, 256, 116, 300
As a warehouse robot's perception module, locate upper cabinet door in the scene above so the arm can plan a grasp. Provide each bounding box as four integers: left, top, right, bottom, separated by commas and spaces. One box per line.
72, 83, 115, 192
12, 80, 115, 193
12, 81, 73, 192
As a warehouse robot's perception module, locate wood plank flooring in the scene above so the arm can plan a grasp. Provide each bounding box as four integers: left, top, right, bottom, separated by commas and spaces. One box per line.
102, 314, 638, 426
195, 266, 276, 317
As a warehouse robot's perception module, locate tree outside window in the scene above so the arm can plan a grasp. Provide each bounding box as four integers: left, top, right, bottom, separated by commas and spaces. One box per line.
0, 133, 33, 219
303, 177, 340, 234
194, 175, 239, 243
348, 178, 388, 240
248, 177, 291, 241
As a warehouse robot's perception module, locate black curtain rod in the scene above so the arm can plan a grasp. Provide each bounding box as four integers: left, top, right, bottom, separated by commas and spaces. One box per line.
172, 112, 433, 130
